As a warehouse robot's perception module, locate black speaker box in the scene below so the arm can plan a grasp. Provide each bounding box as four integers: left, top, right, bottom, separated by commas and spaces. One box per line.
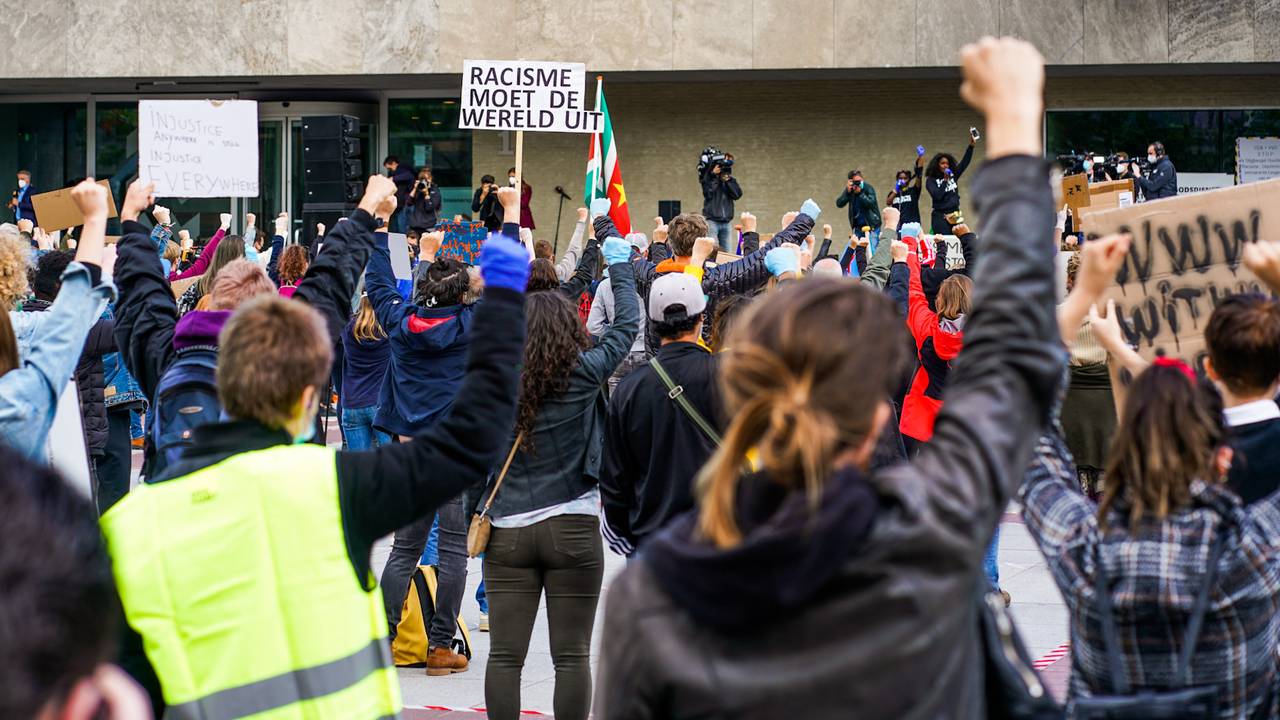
301, 115, 359, 139
305, 181, 363, 204
305, 158, 362, 182
301, 203, 353, 247
302, 137, 361, 160
658, 200, 681, 224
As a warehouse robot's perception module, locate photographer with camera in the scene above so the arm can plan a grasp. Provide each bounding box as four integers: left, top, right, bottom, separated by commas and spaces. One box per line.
698, 148, 743, 252
471, 174, 503, 233
1132, 141, 1177, 200
835, 169, 881, 245
407, 167, 442, 232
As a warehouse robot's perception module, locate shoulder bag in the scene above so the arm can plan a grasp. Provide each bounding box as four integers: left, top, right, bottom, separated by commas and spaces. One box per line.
466, 433, 523, 558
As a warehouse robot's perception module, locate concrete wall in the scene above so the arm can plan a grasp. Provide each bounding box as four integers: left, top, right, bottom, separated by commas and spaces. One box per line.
472, 73, 1280, 252
3, 0, 1277, 79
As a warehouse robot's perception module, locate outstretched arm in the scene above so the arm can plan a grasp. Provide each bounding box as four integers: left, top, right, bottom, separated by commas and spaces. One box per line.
704, 204, 816, 294
294, 176, 397, 350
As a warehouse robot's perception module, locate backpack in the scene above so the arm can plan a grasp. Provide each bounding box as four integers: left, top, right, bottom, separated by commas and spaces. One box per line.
392, 565, 473, 667
150, 347, 221, 476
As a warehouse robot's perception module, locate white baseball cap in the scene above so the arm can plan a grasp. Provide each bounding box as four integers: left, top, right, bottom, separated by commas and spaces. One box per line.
648, 272, 707, 322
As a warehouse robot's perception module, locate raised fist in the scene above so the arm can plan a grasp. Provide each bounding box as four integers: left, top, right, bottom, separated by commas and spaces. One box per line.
740, 211, 757, 234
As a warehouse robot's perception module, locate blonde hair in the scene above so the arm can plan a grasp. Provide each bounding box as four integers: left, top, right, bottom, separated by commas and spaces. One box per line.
936, 274, 972, 321
697, 280, 907, 548
352, 295, 386, 343
0, 234, 31, 310
163, 240, 182, 265
208, 259, 275, 311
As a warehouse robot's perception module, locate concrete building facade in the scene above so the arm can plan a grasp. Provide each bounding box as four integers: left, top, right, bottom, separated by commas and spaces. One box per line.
2, 0, 1277, 246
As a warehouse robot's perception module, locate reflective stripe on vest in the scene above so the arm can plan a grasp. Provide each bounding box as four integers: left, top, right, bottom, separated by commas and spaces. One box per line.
102, 444, 401, 719
167, 639, 392, 720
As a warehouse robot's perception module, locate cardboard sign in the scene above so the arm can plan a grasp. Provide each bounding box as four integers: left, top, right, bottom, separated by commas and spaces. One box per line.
439, 220, 488, 265
1236, 137, 1280, 185
460, 60, 602, 134
1074, 178, 1135, 233
714, 251, 741, 266
1062, 174, 1090, 214
29, 180, 118, 232
1091, 178, 1280, 363
387, 232, 413, 281
138, 99, 259, 197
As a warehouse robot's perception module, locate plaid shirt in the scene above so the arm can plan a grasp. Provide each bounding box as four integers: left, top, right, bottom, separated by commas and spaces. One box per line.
1020, 430, 1280, 719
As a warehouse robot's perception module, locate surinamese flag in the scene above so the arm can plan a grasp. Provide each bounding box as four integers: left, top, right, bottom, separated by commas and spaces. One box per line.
583, 77, 631, 234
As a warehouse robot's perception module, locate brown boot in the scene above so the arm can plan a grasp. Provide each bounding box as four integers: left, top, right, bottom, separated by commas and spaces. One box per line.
425, 645, 469, 676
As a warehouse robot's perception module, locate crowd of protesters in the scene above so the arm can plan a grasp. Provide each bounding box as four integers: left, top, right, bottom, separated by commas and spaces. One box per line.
7, 35, 1280, 720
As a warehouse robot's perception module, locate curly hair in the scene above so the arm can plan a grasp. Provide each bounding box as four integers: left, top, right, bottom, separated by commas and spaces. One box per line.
925, 152, 959, 180
278, 245, 309, 286
0, 234, 31, 310
516, 291, 591, 452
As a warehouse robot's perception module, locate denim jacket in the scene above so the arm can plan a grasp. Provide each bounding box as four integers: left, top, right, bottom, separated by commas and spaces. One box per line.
1, 262, 116, 458
103, 351, 145, 409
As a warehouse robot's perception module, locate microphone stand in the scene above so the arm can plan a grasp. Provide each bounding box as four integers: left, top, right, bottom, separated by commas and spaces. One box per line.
553, 188, 569, 250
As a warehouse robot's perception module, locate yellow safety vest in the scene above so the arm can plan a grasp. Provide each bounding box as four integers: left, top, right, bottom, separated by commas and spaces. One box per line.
101, 444, 400, 720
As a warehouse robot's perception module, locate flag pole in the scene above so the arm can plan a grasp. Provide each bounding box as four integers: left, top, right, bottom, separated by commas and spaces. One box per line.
514, 130, 524, 200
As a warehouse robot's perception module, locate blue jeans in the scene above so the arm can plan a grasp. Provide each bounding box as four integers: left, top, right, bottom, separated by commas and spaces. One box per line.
706, 219, 734, 253
984, 524, 1001, 589
341, 405, 390, 451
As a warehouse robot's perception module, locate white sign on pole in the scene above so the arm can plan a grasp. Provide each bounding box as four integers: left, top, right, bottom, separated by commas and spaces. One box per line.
460, 60, 602, 134
387, 233, 413, 281
1237, 137, 1280, 185
139, 100, 260, 198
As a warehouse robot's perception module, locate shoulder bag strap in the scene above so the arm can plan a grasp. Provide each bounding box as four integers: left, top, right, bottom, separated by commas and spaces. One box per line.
1093, 545, 1131, 694
649, 357, 722, 446
478, 432, 523, 519
1174, 527, 1228, 687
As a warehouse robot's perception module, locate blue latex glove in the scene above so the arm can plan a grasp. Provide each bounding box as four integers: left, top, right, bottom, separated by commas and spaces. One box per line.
479, 234, 531, 293
799, 198, 821, 222
590, 197, 612, 219
899, 222, 922, 239
765, 246, 800, 277
602, 237, 631, 265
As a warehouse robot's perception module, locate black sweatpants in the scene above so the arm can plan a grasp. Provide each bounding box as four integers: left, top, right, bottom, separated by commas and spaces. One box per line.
483, 514, 603, 720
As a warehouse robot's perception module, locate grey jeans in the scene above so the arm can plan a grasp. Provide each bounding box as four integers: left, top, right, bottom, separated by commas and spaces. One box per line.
379, 493, 469, 648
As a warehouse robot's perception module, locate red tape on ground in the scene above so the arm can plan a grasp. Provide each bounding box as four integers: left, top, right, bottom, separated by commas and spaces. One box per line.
1033, 641, 1070, 670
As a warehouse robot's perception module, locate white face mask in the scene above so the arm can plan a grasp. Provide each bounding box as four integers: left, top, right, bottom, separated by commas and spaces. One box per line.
1147, 154, 1158, 165
17, 179, 27, 189
508, 176, 517, 186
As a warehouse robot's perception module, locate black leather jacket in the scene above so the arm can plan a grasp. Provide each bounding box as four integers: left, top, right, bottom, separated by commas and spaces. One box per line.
594, 156, 1065, 720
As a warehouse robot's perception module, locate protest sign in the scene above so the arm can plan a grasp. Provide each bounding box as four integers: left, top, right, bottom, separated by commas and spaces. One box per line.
1061, 174, 1089, 215
387, 232, 413, 280
45, 380, 91, 499
30, 180, 117, 232
1236, 137, 1280, 185
439, 220, 488, 265
1091, 178, 1280, 364
138, 100, 259, 198
460, 60, 602, 134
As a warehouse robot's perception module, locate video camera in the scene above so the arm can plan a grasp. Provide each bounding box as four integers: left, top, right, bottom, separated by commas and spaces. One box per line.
1054, 151, 1148, 178
698, 146, 735, 175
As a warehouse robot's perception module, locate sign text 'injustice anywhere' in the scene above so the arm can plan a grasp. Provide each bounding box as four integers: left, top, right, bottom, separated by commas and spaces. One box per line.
460, 60, 602, 134
138, 100, 259, 198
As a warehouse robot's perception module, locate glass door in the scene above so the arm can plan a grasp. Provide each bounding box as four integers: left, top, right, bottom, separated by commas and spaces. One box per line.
242, 118, 286, 233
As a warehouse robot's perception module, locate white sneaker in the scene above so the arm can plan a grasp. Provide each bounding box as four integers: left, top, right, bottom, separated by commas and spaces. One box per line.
479, 612, 490, 632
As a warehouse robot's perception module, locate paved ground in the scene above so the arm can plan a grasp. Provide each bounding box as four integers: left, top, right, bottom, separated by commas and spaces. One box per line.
133, 424, 1075, 717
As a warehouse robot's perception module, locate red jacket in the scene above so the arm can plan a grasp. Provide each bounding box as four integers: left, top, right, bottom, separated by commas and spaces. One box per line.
900, 243, 963, 442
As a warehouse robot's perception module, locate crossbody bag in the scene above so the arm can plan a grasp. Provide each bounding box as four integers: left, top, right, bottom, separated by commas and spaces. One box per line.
466, 432, 523, 558
649, 357, 721, 445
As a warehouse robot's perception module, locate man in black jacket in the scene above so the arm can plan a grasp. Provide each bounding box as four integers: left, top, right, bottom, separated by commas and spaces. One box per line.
600, 272, 721, 555
699, 158, 742, 251
27, 249, 118, 512
1134, 141, 1177, 200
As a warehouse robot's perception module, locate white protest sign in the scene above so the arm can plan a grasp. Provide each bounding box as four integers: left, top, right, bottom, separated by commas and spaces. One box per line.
1179, 172, 1234, 195
139, 100, 259, 197
387, 233, 413, 281
45, 380, 91, 499
460, 60, 602, 134
1237, 137, 1280, 185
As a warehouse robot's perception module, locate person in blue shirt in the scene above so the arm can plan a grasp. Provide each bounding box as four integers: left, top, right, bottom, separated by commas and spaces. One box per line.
10, 170, 36, 226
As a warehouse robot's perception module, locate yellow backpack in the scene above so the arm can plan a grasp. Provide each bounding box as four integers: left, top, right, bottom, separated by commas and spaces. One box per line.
391, 565, 474, 667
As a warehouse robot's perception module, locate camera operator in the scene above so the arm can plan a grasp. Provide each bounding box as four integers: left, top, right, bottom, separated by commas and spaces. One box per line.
836, 169, 882, 243
1101, 151, 1131, 182
1132, 141, 1177, 200
699, 152, 743, 252
471, 174, 503, 232
407, 167, 442, 232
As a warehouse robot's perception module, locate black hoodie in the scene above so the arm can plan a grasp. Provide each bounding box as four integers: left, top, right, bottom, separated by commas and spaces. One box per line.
644, 468, 879, 631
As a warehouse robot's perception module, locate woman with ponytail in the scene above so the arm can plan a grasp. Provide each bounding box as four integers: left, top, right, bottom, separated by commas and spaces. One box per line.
595, 40, 1063, 719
